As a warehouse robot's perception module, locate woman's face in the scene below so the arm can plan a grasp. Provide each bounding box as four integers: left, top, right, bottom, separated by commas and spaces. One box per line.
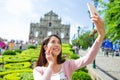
46, 36, 61, 56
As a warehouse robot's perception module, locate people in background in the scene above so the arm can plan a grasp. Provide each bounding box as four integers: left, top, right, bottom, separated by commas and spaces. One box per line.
113, 41, 120, 56
102, 39, 113, 56
9, 41, 14, 50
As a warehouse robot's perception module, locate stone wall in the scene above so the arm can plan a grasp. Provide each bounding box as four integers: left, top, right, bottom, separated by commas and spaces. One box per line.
29, 10, 70, 44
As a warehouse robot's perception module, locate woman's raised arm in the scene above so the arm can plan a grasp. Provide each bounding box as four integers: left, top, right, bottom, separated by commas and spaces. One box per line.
74, 13, 105, 69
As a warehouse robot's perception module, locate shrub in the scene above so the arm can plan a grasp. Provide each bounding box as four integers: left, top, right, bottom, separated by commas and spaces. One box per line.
3, 50, 16, 55
14, 49, 22, 53
70, 53, 79, 59
3, 72, 33, 80
4, 73, 21, 80
20, 72, 34, 80
4, 55, 31, 63
69, 48, 75, 53
0, 57, 4, 64
28, 45, 37, 49
72, 71, 92, 80
20, 49, 39, 59
4, 62, 31, 69
0, 78, 5, 80
0, 69, 32, 76
79, 67, 88, 73
62, 44, 71, 47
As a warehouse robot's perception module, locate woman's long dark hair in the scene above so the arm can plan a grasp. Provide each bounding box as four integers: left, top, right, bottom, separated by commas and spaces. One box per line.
36, 34, 65, 66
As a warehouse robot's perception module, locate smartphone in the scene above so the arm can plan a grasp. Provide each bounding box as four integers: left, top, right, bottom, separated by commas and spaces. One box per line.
87, 3, 98, 16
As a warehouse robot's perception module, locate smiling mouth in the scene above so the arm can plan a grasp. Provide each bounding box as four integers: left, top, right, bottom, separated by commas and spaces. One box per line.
53, 48, 60, 51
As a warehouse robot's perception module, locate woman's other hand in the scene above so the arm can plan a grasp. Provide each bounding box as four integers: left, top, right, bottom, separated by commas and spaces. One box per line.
91, 13, 105, 41
45, 47, 54, 67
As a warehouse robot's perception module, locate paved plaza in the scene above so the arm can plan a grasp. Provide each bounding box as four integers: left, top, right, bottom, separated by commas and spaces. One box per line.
79, 49, 120, 80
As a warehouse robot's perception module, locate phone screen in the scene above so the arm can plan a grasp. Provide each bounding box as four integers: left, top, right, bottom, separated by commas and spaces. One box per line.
87, 3, 97, 16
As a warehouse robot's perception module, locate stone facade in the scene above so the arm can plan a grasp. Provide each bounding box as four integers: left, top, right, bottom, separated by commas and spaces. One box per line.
29, 10, 70, 43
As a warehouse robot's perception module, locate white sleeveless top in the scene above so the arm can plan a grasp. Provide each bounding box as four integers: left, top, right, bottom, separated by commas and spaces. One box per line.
51, 67, 67, 80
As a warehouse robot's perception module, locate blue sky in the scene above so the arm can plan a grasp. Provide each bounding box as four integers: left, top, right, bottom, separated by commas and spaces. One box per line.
0, 0, 107, 43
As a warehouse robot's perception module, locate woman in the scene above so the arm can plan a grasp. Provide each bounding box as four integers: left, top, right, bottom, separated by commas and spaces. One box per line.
33, 13, 105, 80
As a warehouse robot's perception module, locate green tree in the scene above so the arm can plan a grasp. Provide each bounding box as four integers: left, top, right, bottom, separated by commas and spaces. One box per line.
101, 0, 120, 41
72, 31, 93, 49
79, 31, 93, 49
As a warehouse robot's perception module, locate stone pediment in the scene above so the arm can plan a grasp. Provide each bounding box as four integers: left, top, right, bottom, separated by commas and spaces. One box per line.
45, 10, 58, 16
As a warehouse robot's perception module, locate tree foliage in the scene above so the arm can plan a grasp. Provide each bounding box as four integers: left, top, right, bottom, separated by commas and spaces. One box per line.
72, 0, 120, 48
103, 0, 120, 41
72, 31, 93, 49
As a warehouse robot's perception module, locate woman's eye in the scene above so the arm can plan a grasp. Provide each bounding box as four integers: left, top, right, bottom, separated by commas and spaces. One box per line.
57, 41, 60, 44
51, 40, 60, 44
51, 40, 55, 43
52, 41, 55, 43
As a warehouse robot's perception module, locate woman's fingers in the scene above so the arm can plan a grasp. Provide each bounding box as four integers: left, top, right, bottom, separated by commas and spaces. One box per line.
91, 14, 100, 24
45, 46, 54, 63
45, 46, 52, 55
91, 13, 105, 37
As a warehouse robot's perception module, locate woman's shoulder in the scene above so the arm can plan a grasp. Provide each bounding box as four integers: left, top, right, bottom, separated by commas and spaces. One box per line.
63, 60, 75, 66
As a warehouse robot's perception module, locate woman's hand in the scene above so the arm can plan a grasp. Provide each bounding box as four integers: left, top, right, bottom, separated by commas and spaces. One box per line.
45, 47, 54, 67
91, 13, 105, 41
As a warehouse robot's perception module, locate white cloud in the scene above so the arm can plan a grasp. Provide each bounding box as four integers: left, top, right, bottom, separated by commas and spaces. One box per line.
0, 0, 94, 43
0, 0, 34, 41
4, 0, 33, 15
